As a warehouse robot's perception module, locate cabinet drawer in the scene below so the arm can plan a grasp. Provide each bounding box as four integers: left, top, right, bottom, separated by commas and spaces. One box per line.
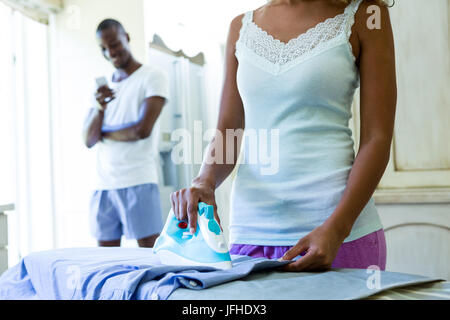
0, 214, 7, 247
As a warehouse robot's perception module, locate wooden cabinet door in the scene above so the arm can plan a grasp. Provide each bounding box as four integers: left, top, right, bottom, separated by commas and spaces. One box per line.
350, 0, 450, 204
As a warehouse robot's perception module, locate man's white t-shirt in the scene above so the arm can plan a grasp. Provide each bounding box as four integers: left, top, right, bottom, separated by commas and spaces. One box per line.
91, 64, 170, 190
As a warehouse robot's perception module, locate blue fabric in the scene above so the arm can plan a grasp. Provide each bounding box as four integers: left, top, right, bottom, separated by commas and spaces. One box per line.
0, 247, 290, 300
89, 183, 164, 241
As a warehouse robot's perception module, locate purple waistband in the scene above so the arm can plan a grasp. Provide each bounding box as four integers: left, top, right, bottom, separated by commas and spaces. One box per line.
229, 229, 386, 270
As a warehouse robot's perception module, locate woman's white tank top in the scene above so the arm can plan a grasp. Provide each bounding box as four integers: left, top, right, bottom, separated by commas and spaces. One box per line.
229, 0, 384, 246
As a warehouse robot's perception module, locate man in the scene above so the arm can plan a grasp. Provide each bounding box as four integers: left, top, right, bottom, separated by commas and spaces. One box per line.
83, 19, 169, 248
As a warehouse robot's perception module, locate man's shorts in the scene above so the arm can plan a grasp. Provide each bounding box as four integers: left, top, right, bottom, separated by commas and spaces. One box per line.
89, 183, 164, 241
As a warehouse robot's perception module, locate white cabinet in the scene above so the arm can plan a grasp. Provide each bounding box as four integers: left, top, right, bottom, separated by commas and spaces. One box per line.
0, 213, 7, 247
0, 204, 13, 275
377, 204, 450, 281
0, 248, 6, 275
350, 0, 450, 200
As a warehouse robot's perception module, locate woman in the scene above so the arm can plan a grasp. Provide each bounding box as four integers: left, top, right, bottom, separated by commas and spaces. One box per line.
170, 0, 397, 272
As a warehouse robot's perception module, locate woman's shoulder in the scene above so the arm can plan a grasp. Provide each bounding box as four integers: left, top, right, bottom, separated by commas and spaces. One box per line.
229, 12, 246, 31
227, 12, 247, 43
353, 0, 392, 26
353, 0, 393, 40
229, 3, 266, 30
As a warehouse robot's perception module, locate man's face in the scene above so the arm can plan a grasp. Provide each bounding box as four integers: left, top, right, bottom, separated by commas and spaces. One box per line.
97, 27, 131, 69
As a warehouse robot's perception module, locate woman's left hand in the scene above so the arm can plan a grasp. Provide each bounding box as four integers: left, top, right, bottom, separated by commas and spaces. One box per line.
279, 221, 348, 272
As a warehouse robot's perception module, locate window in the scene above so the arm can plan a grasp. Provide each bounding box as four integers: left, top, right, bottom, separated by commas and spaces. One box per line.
0, 3, 54, 265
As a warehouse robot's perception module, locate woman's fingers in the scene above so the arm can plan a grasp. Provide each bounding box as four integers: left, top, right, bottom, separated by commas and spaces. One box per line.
170, 185, 218, 235
278, 238, 314, 272
280, 245, 333, 272
281, 238, 308, 261
214, 209, 223, 232
179, 192, 188, 222
177, 189, 188, 221
187, 199, 199, 234
280, 250, 317, 272
172, 190, 182, 220
170, 192, 176, 218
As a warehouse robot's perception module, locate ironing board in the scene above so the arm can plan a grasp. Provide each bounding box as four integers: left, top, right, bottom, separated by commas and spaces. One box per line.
0, 247, 448, 300
168, 278, 450, 300
364, 281, 450, 300
168, 269, 450, 300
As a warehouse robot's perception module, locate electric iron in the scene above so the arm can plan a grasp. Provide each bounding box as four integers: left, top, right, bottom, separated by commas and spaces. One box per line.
153, 202, 232, 269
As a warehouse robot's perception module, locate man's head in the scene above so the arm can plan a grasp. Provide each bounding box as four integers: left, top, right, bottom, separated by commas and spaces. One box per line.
96, 19, 132, 69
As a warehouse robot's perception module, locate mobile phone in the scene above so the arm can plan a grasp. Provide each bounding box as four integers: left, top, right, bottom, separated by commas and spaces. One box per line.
95, 76, 114, 104
95, 76, 108, 88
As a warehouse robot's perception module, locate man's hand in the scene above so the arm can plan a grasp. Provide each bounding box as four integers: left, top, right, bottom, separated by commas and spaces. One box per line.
279, 220, 348, 272
95, 85, 115, 110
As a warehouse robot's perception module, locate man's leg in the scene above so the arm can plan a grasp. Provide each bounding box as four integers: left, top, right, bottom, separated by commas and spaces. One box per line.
90, 189, 123, 247
137, 233, 159, 248
117, 183, 164, 247
99, 239, 121, 247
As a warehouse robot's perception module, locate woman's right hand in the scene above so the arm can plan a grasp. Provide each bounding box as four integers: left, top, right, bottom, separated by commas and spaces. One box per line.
170, 180, 220, 234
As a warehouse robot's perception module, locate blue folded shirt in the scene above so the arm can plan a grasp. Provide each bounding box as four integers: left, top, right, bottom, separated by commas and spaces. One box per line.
0, 247, 290, 300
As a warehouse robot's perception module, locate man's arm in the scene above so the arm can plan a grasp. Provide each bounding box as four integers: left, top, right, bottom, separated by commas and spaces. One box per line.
83, 108, 105, 148
102, 96, 166, 141
83, 85, 115, 148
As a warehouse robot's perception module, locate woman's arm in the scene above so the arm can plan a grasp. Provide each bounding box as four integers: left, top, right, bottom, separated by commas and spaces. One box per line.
171, 14, 246, 232
326, 1, 397, 238
281, 2, 397, 271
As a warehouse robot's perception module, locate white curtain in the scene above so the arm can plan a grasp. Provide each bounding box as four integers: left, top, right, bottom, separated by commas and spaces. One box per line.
0, 2, 55, 265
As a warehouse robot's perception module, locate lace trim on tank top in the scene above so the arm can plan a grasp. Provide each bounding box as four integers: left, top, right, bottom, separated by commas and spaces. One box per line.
236, 0, 362, 72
